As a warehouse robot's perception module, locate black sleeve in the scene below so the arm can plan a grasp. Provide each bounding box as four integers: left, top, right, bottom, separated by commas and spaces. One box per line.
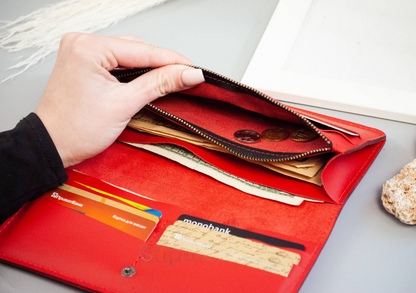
0, 113, 68, 224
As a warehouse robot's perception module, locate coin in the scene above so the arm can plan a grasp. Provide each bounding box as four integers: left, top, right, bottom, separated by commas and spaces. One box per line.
290, 128, 319, 142
234, 129, 261, 144
261, 128, 290, 142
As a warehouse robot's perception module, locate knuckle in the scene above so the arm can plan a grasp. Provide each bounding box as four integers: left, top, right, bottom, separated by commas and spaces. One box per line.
60, 32, 78, 44
143, 41, 157, 51
153, 71, 176, 96
62, 33, 92, 57
125, 35, 141, 41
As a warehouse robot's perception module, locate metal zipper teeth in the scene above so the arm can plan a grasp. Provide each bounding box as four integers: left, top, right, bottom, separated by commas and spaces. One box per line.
114, 66, 332, 162
112, 68, 152, 81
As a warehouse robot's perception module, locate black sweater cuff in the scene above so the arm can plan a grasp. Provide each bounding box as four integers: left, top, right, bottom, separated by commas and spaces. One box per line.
0, 113, 68, 224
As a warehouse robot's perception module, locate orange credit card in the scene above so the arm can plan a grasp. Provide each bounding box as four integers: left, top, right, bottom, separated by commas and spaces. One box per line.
42, 184, 159, 241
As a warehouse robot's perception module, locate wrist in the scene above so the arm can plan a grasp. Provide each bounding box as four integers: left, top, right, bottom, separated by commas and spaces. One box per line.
34, 109, 74, 168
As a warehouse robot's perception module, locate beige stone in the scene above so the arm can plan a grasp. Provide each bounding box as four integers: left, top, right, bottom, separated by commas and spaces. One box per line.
382, 159, 416, 225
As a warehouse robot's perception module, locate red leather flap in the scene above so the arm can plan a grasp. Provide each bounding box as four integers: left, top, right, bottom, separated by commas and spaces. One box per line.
0, 199, 145, 292
72, 142, 342, 245
321, 140, 385, 203
0, 173, 321, 293
181, 81, 303, 124
0, 140, 342, 293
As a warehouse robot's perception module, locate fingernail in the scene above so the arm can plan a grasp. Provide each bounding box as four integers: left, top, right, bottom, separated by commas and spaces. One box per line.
181, 69, 205, 87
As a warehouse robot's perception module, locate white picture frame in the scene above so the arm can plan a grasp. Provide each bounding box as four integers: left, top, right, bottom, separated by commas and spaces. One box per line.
242, 0, 416, 124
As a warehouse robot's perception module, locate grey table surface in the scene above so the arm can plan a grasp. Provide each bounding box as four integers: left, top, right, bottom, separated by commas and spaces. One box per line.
1, 0, 415, 292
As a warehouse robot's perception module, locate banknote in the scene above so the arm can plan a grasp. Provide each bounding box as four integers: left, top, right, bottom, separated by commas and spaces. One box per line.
128, 110, 326, 185
124, 142, 323, 205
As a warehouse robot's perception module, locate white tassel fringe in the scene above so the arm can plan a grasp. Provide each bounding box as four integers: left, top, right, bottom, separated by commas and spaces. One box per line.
0, 0, 169, 83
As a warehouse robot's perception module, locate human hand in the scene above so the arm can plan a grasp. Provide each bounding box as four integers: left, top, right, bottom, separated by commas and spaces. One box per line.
35, 33, 204, 168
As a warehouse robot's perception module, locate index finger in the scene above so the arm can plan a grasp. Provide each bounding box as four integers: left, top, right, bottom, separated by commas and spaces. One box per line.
105, 35, 193, 68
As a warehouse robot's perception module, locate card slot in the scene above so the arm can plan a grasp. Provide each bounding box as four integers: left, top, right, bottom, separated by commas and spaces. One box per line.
0, 193, 314, 293
157, 221, 303, 272
320, 129, 355, 144
0, 199, 146, 293
322, 128, 386, 155
66, 169, 189, 222
147, 218, 315, 292
293, 106, 386, 154
135, 243, 305, 293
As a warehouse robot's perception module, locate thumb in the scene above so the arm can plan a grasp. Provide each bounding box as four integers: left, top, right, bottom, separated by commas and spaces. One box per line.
123, 65, 205, 111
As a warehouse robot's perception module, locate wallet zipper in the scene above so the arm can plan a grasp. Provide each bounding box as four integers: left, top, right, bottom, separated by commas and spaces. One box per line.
112, 66, 332, 162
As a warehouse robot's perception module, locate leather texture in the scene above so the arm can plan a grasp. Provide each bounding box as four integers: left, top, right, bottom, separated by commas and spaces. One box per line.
0, 69, 386, 293
0, 169, 322, 293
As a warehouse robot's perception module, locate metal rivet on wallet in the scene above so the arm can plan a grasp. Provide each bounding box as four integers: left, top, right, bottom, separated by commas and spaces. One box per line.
121, 266, 136, 277
234, 129, 261, 143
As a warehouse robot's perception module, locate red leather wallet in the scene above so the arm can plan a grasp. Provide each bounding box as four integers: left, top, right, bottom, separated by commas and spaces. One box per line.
117, 66, 386, 204
0, 67, 386, 293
